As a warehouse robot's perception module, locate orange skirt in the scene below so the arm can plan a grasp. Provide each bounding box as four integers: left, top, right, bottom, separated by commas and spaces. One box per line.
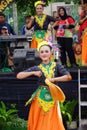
30, 32, 51, 49
30, 37, 43, 48
27, 97, 65, 130
82, 29, 87, 66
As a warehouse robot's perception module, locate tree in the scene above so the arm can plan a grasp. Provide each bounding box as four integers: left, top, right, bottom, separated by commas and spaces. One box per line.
14, 0, 81, 15
15, 0, 53, 15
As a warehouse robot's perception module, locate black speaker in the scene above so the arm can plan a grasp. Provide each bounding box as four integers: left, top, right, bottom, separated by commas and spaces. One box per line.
13, 49, 41, 72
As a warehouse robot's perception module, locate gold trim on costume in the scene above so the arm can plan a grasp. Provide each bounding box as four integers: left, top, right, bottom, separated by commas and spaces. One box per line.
35, 14, 47, 29
38, 62, 56, 78
38, 97, 55, 112
37, 40, 50, 51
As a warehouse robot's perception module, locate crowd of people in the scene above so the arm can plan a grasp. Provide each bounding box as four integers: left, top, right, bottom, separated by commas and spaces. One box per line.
0, 13, 15, 35
0, 0, 87, 69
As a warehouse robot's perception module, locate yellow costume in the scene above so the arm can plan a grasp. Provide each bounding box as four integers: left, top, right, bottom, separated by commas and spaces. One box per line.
30, 1, 55, 48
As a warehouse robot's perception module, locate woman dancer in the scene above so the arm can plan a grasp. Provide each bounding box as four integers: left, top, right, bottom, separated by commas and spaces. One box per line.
17, 40, 72, 130
27, 1, 56, 48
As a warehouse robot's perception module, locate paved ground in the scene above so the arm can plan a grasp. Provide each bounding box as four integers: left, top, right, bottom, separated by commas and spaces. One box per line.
68, 125, 87, 130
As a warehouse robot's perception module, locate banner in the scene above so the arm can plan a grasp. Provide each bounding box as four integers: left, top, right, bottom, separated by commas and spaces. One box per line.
0, 0, 13, 12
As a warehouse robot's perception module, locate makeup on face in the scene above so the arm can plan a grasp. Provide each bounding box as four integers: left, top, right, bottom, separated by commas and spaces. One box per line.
39, 46, 51, 62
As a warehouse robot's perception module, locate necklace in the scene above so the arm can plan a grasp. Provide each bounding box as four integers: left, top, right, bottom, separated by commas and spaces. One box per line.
38, 61, 56, 78
35, 14, 47, 28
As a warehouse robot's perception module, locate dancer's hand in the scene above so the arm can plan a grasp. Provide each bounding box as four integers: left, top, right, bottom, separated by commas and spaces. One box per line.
47, 78, 55, 83
48, 25, 53, 31
34, 71, 42, 77
31, 16, 34, 21
65, 19, 69, 28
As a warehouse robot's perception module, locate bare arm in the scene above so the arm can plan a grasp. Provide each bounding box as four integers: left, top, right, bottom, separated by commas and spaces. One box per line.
27, 16, 34, 28
16, 71, 42, 79
52, 21, 60, 28
48, 74, 72, 83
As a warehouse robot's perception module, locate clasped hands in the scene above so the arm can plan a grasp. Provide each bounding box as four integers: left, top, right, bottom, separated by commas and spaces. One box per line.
33, 71, 55, 82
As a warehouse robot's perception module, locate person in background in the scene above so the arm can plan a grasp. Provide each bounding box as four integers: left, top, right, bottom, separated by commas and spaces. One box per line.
0, 26, 14, 70
27, 1, 56, 48
17, 40, 72, 130
79, 0, 87, 37
0, 13, 15, 35
22, 15, 34, 36
1, 26, 9, 36
79, 0, 87, 66
55, 7, 78, 67
0, 26, 9, 69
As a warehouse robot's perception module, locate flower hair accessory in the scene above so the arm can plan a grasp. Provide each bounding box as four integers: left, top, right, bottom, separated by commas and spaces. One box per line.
43, 34, 60, 52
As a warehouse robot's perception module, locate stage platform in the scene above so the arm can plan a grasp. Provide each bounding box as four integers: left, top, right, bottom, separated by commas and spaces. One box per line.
0, 67, 87, 122
68, 125, 87, 130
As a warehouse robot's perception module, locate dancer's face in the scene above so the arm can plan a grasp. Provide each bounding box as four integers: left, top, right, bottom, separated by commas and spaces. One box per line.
36, 5, 44, 16
39, 46, 51, 62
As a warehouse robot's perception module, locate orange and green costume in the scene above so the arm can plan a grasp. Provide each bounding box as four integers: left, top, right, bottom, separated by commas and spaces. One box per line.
30, 14, 55, 48
24, 60, 70, 130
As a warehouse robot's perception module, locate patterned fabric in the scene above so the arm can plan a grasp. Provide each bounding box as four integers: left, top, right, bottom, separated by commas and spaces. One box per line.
27, 61, 68, 130
25, 61, 69, 110
38, 86, 55, 112
38, 61, 56, 78
31, 14, 55, 48
79, 11, 87, 37
24, 60, 69, 85
56, 17, 74, 38
33, 14, 55, 31
35, 14, 47, 29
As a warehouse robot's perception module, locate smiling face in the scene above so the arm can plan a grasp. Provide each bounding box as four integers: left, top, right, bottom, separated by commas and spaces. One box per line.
39, 45, 51, 62
59, 8, 65, 16
36, 4, 44, 16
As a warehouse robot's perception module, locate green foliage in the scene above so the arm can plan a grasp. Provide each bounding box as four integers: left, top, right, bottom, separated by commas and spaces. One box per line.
0, 101, 27, 129
53, 0, 81, 4
6, 115, 27, 128
0, 101, 18, 126
60, 100, 77, 124
15, 0, 52, 15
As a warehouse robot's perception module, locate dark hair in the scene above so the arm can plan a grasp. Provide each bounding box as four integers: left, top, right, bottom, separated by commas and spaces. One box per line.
0, 13, 5, 17
58, 7, 68, 20
25, 15, 31, 20
83, 0, 87, 4
58, 6, 75, 21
